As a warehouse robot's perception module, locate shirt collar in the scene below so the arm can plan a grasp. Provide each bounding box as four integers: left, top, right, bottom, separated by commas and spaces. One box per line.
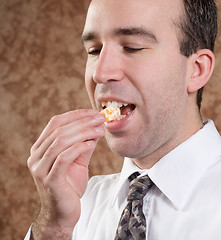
111, 157, 142, 207
112, 120, 221, 210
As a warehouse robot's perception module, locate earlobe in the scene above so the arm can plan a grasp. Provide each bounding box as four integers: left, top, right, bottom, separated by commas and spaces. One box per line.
187, 49, 215, 93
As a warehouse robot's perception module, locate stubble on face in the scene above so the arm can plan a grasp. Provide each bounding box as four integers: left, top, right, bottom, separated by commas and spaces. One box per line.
83, 0, 199, 169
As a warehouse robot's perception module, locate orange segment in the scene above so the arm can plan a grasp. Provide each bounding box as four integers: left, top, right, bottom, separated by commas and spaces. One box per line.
100, 106, 121, 121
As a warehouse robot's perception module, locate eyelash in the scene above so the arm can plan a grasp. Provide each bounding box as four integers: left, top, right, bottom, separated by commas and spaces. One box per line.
123, 47, 145, 53
88, 47, 145, 55
88, 49, 101, 55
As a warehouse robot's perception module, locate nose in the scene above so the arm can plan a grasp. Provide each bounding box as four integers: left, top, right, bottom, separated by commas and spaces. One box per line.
92, 46, 124, 84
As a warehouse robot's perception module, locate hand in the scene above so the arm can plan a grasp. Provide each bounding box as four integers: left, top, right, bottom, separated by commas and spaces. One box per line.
27, 109, 105, 239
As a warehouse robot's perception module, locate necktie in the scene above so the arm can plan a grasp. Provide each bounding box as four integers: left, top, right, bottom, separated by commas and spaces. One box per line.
114, 172, 153, 240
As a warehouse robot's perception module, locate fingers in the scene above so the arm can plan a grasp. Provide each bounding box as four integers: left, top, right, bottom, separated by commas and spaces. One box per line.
32, 140, 95, 185
31, 109, 99, 154
28, 140, 97, 202
38, 113, 105, 159
28, 109, 105, 183
30, 129, 104, 178
47, 140, 97, 195
27, 110, 104, 232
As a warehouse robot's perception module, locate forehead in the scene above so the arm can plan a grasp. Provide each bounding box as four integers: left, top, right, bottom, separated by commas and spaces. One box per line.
84, 0, 184, 37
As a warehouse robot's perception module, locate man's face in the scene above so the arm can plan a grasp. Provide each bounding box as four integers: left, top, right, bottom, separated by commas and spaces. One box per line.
82, 0, 191, 164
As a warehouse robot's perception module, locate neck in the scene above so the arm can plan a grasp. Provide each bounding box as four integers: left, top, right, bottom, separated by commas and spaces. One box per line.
132, 117, 204, 170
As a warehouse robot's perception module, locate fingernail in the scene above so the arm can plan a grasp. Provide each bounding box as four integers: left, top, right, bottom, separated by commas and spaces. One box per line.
95, 126, 104, 133
94, 114, 105, 120
85, 140, 94, 146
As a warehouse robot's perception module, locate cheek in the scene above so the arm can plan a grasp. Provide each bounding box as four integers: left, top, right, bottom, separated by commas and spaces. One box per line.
134, 57, 188, 114
141, 54, 187, 93
153, 66, 188, 118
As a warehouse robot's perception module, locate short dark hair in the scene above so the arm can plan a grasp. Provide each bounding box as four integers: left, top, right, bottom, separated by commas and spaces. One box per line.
177, 0, 218, 109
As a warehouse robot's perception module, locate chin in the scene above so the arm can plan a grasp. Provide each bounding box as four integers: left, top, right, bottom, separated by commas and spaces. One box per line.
105, 134, 148, 159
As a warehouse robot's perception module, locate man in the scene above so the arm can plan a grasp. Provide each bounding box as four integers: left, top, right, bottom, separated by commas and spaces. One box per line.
25, 0, 221, 239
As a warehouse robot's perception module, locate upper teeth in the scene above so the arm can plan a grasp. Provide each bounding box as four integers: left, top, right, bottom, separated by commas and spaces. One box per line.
101, 101, 128, 108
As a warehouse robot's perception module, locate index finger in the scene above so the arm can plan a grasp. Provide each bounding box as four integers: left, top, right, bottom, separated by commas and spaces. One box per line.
31, 109, 99, 153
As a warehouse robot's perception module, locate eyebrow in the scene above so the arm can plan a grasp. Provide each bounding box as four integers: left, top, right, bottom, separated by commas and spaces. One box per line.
115, 27, 158, 42
82, 32, 97, 43
81, 27, 158, 44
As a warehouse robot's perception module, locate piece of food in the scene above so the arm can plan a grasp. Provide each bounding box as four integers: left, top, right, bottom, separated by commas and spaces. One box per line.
100, 105, 121, 122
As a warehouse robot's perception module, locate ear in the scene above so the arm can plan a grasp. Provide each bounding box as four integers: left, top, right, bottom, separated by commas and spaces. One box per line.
187, 49, 215, 93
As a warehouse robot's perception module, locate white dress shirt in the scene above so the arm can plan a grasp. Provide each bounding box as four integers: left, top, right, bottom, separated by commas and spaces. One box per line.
25, 120, 221, 240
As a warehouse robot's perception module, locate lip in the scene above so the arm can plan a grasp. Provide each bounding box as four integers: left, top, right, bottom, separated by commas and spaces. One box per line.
104, 107, 136, 132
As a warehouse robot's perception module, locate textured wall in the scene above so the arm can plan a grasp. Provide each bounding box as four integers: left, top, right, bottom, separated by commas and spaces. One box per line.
0, 0, 220, 239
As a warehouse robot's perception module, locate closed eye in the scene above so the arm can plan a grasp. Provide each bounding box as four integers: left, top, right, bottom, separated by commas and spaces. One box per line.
88, 48, 101, 55
123, 47, 145, 53
87, 47, 146, 55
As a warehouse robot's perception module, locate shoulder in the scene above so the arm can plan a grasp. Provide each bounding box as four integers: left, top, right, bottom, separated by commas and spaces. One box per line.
198, 153, 221, 202
78, 173, 120, 225
206, 154, 221, 182
74, 173, 121, 238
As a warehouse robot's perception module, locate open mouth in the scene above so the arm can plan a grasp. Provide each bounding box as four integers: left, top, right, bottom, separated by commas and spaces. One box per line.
101, 101, 136, 121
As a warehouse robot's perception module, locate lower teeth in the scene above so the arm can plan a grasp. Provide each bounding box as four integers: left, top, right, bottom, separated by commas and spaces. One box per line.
116, 109, 134, 121
117, 115, 126, 121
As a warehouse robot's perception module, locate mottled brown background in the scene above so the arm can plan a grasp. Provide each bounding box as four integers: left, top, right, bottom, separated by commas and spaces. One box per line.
0, 0, 220, 239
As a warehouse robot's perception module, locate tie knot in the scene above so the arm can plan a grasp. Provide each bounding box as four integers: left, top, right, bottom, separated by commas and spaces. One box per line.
127, 174, 153, 201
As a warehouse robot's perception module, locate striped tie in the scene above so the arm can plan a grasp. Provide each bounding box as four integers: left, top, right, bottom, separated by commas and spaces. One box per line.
114, 172, 153, 240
